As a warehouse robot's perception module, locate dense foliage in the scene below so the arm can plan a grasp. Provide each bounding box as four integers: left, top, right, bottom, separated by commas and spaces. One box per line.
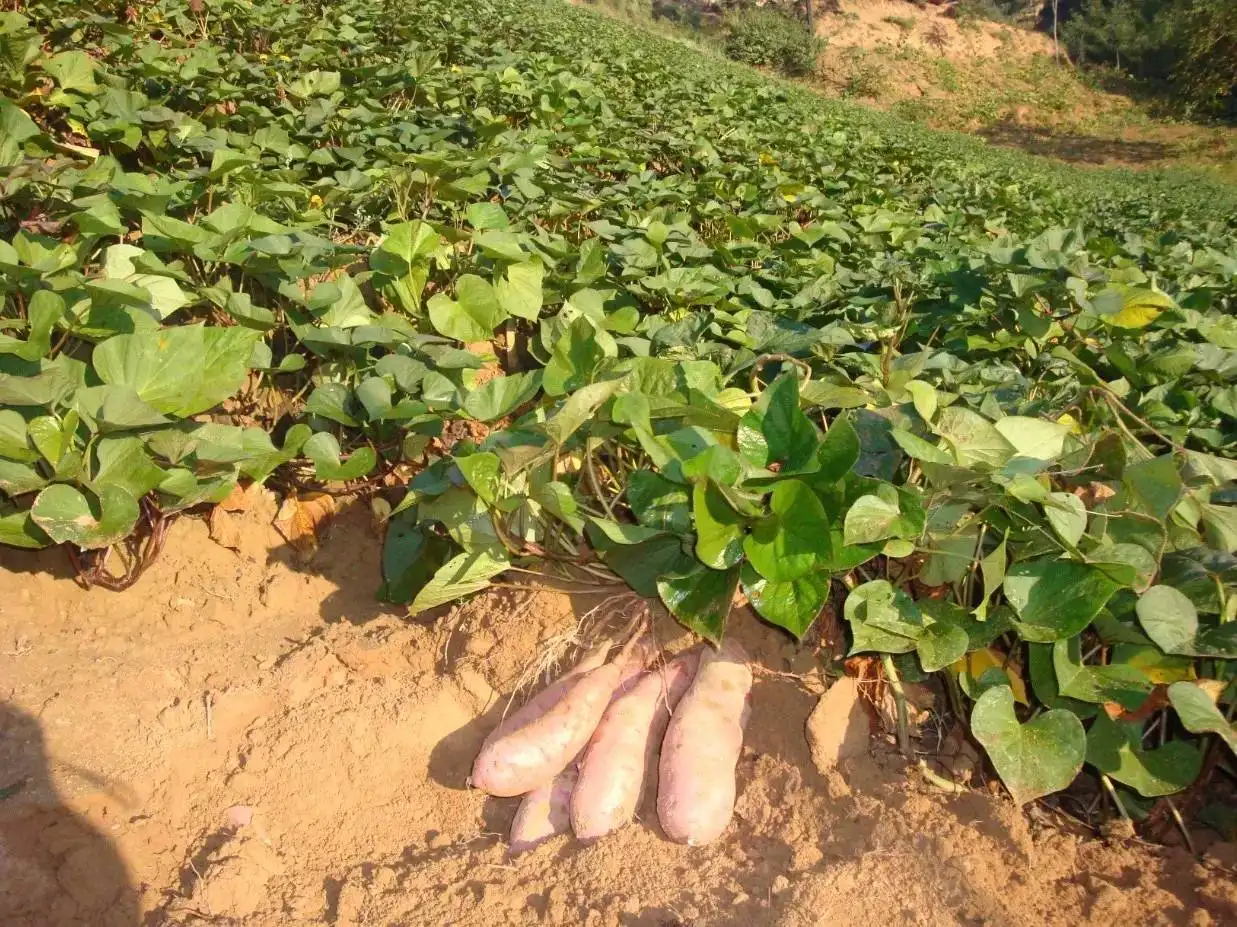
1059, 0, 1237, 115
2, 0, 1236, 811
724, 7, 820, 76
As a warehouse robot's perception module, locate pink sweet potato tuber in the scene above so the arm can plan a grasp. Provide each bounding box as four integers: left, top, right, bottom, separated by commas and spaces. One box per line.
656, 640, 752, 845
472, 635, 651, 798
571, 648, 700, 840
506, 640, 653, 850
509, 765, 578, 854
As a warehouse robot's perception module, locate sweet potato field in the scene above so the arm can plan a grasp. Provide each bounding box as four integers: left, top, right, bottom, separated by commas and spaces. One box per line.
2, 0, 1236, 820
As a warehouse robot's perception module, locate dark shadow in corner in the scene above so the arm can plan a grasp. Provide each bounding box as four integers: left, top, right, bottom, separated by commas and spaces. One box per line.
0, 700, 139, 927
978, 120, 1174, 166
425, 593, 521, 837
0, 544, 78, 581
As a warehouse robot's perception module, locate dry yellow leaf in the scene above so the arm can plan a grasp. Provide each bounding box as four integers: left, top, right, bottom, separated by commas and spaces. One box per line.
951, 647, 1029, 706
273, 491, 336, 561
1196, 678, 1227, 704
219, 481, 253, 513
1056, 413, 1082, 436
208, 506, 243, 552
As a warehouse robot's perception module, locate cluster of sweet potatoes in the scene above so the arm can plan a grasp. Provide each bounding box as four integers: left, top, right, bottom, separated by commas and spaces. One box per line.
471, 634, 752, 850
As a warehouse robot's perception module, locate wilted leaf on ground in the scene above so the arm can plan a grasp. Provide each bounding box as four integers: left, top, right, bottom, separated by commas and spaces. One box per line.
208, 506, 243, 551
273, 492, 337, 562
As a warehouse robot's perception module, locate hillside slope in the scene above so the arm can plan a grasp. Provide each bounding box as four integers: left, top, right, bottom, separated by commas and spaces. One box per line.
809, 2, 1237, 178
619, 0, 1237, 178
2, 2, 1237, 924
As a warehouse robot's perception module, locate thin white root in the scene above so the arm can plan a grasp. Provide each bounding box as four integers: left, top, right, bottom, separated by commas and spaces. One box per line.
501, 594, 651, 723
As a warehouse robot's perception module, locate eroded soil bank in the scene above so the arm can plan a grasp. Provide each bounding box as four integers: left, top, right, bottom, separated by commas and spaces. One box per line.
1, 501, 1233, 925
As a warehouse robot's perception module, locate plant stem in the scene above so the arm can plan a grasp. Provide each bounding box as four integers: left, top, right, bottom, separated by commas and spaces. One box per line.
1097, 388, 1183, 453
747, 352, 812, 393
1164, 798, 1197, 856
584, 439, 618, 520
1100, 774, 1132, 827
917, 759, 966, 795
880, 654, 912, 758
944, 668, 965, 724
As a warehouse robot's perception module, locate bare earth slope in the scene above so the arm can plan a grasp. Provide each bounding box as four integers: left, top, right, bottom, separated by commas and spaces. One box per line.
1, 501, 1235, 926
811, 0, 1237, 178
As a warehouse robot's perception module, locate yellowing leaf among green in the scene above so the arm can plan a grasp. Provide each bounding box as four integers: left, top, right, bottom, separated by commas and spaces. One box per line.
951, 648, 1029, 705
1091, 284, 1175, 330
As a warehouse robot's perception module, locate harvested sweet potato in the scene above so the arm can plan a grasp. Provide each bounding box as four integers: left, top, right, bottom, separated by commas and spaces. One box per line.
509, 765, 577, 854
472, 635, 651, 798
656, 640, 752, 845
571, 648, 700, 840
507, 640, 653, 850
483, 642, 612, 748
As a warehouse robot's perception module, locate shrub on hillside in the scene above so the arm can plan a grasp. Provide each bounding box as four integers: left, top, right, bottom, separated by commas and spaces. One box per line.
724, 8, 819, 77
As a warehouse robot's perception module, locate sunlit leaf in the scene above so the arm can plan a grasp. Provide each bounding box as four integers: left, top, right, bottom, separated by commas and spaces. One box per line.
971, 685, 1086, 805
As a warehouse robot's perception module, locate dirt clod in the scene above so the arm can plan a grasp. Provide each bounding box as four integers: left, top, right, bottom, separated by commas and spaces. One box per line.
805, 676, 870, 775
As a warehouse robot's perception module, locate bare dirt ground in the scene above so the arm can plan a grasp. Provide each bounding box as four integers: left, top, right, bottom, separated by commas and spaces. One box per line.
2, 495, 1235, 926
809, 1, 1237, 179
815, 0, 1052, 61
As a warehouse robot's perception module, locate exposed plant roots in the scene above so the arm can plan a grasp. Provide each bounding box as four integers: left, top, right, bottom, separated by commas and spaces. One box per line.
68, 497, 173, 592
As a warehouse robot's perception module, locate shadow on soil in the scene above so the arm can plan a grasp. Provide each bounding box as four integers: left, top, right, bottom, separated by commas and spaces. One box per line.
0, 701, 140, 927
0, 543, 78, 581
264, 502, 396, 626
979, 120, 1175, 165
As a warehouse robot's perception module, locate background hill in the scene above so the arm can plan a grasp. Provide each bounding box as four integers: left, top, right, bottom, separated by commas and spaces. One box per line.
589, 0, 1237, 180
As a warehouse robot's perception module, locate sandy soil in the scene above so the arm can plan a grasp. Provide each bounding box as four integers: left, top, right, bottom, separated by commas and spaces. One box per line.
816, 0, 1053, 61
1, 494, 1235, 926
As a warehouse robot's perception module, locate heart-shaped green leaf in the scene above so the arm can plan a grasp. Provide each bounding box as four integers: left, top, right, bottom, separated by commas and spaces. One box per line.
657, 563, 739, 644
456, 452, 502, 506
843, 579, 923, 654
1052, 637, 1154, 711
626, 471, 691, 535
1136, 585, 1197, 654
409, 549, 509, 614
1003, 558, 1119, 642
971, 684, 1086, 805
917, 622, 969, 673
494, 259, 544, 321
1135, 585, 1237, 658
743, 479, 831, 581
1169, 682, 1237, 756
1085, 712, 1201, 797
380, 512, 455, 606
30, 483, 140, 549
741, 564, 829, 639
302, 432, 378, 481
594, 533, 694, 598
1043, 492, 1086, 546
736, 374, 818, 470
693, 479, 746, 570
0, 506, 51, 549
93, 325, 261, 417
934, 407, 1014, 470
813, 412, 860, 484
427, 274, 506, 342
